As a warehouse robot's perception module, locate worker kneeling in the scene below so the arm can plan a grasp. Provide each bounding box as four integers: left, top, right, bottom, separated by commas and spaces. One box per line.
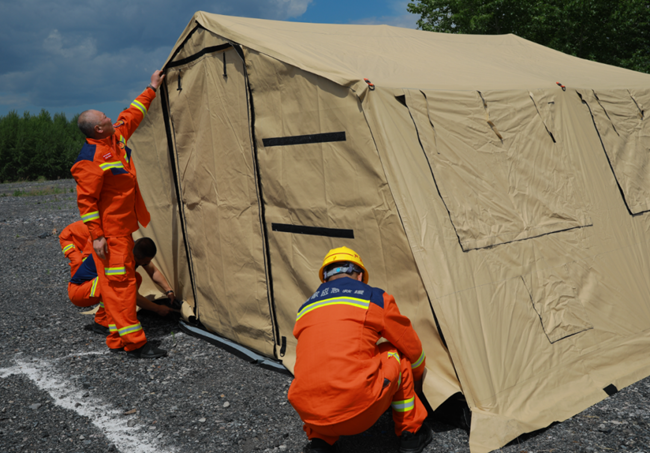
60, 221, 178, 346
288, 247, 432, 453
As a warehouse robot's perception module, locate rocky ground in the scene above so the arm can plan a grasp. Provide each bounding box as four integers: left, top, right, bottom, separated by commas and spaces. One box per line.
0, 179, 649, 453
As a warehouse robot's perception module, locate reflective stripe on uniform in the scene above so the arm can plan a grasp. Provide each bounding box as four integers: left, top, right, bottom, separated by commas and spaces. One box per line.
90, 277, 99, 297
391, 397, 415, 412
131, 100, 147, 116
411, 351, 425, 369
81, 211, 99, 223
62, 244, 75, 254
296, 297, 369, 321
108, 324, 118, 333
99, 301, 104, 308
99, 161, 125, 171
118, 323, 142, 336
120, 136, 129, 162
82, 256, 88, 262
105, 267, 126, 276
388, 351, 400, 364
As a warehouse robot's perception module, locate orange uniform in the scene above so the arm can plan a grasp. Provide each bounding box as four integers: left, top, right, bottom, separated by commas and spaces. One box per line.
71, 88, 154, 352
59, 221, 107, 327
288, 277, 428, 445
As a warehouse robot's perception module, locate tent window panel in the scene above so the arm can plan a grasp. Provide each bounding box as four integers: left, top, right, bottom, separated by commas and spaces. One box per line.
579, 89, 650, 215
406, 89, 591, 251
522, 261, 594, 343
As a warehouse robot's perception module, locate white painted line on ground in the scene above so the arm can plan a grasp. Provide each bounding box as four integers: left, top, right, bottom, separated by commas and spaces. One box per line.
0, 352, 177, 453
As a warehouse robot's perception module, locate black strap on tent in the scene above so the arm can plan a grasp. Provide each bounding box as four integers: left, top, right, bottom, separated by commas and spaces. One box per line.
262, 131, 346, 147
604, 384, 618, 396
272, 223, 354, 239
223, 52, 227, 79
177, 70, 182, 92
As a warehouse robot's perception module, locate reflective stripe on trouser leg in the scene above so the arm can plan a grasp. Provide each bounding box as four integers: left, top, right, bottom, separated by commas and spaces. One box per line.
92, 235, 146, 352
385, 345, 427, 436
67, 281, 101, 308
391, 397, 415, 412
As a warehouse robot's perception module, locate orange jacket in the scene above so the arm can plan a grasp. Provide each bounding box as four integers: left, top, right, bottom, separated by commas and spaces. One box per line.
288, 277, 426, 426
59, 220, 94, 277
71, 89, 154, 240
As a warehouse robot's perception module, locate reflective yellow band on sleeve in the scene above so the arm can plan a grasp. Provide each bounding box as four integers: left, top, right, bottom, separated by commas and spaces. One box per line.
82, 211, 100, 223
118, 323, 143, 336
131, 100, 147, 116
62, 244, 75, 254
388, 351, 400, 365
411, 351, 425, 369
108, 324, 117, 333
99, 161, 125, 171
391, 397, 415, 412
99, 301, 104, 308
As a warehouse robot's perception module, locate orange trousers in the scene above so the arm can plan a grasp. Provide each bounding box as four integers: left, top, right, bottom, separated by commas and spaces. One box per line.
92, 236, 147, 351
68, 273, 142, 330
303, 343, 428, 445
67, 278, 108, 327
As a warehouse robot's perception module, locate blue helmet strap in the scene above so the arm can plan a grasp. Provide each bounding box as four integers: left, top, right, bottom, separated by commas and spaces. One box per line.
323, 262, 363, 281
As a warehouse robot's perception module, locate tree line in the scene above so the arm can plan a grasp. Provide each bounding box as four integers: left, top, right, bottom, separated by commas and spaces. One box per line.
0, 110, 86, 183
408, 0, 650, 74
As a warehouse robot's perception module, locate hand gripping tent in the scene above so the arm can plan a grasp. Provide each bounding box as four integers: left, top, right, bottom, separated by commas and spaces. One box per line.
129, 12, 650, 453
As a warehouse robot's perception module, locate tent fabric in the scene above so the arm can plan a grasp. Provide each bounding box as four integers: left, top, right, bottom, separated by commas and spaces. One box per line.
577, 89, 650, 215
129, 12, 650, 453
403, 88, 592, 250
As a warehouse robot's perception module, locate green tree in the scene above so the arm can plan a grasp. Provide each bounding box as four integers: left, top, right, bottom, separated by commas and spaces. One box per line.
0, 110, 86, 182
407, 0, 650, 73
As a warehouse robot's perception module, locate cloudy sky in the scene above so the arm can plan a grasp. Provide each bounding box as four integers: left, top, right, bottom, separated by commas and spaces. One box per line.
0, 0, 418, 121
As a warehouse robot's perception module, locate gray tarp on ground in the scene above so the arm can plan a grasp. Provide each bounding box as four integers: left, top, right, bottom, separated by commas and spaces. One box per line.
129, 13, 650, 453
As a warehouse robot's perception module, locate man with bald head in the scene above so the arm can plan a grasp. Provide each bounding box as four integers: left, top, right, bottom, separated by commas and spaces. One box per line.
71, 69, 166, 359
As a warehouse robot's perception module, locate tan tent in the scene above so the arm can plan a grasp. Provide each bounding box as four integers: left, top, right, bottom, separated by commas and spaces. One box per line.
129, 12, 650, 453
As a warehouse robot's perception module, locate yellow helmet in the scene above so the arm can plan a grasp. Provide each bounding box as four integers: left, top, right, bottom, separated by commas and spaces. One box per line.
319, 246, 369, 284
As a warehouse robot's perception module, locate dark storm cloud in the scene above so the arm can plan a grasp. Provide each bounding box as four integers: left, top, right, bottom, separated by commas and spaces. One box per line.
0, 0, 311, 110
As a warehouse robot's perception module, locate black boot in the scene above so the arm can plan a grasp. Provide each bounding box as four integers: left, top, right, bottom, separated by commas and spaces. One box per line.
126, 342, 167, 359
399, 424, 432, 453
303, 438, 336, 453
84, 322, 109, 336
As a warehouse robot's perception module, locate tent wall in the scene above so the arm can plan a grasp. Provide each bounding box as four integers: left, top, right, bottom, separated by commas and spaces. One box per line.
129, 85, 195, 311
154, 33, 275, 357
243, 49, 460, 406
364, 86, 650, 452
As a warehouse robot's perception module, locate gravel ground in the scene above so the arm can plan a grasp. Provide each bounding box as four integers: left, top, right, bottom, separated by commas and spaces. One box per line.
1, 178, 649, 453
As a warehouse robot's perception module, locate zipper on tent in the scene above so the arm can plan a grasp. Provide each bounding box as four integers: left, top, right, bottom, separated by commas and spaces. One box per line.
235, 43, 282, 350
159, 76, 200, 318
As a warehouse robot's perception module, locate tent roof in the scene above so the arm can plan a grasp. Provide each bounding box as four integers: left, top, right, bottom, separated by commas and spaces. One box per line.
167, 12, 650, 92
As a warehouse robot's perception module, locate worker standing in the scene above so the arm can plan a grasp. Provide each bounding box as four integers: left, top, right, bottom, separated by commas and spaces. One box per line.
288, 246, 433, 453
71, 69, 166, 359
